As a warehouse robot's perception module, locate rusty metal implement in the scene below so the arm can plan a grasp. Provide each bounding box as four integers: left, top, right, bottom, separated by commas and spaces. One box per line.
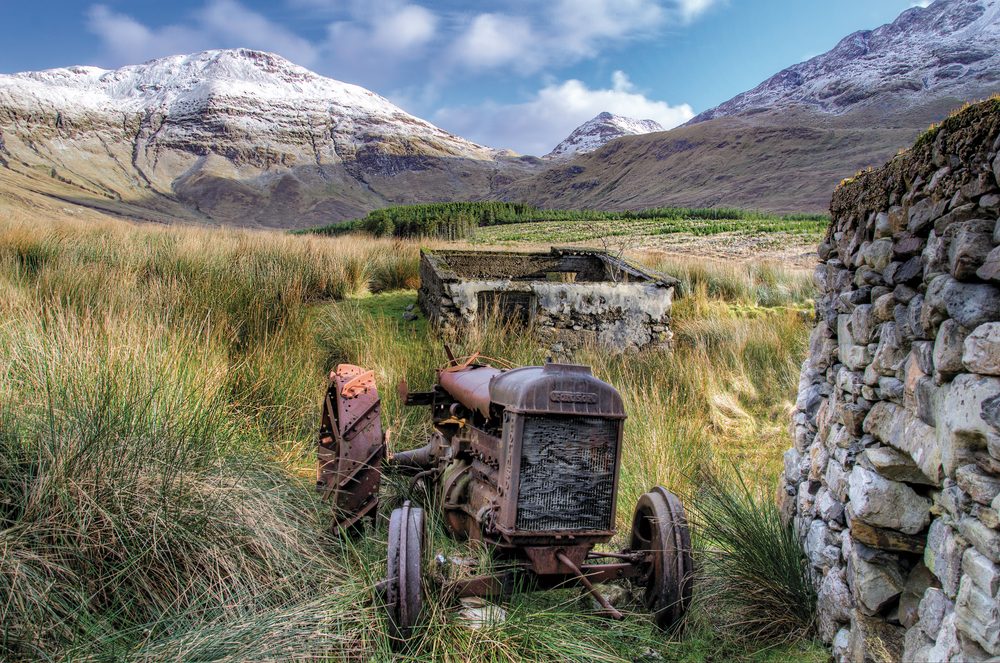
317, 364, 384, 534
319, 351, 692, 641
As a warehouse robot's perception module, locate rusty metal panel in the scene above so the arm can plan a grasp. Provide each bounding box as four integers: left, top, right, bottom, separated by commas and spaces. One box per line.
438, 364, 503, 418
488, 363, 625, 418
496, 411, 524, 533
514, 415, 619, 532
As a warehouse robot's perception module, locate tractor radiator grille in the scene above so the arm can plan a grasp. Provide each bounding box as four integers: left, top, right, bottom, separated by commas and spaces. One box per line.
515, 415, 618, 532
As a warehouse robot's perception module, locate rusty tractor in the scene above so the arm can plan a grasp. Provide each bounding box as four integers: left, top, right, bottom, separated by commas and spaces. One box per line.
317, 350, 692, 640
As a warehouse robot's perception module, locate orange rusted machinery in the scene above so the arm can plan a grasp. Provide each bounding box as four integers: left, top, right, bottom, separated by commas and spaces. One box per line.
317, 350, 692, 641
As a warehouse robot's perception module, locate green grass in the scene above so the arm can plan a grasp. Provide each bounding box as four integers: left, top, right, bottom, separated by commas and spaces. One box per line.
460, 217, 826, 250
0, 210, 824, 661
298, 201, 830, 244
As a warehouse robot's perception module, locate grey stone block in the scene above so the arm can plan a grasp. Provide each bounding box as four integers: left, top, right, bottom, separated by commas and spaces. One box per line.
918, 587, 955, 640
848, 465, 931, 534
860, 446, 938, 486
913, 340, 936, 374
962, 547, 1000, 596
818, 567, 853, 643
955, 574, 1000, 655
965, 322, 1000, 375
934, 319, 972, 380
941, 374, 1000, 479
925, 518, 969, 599
959, 517, 1000, 564
957, 463, 1000, 506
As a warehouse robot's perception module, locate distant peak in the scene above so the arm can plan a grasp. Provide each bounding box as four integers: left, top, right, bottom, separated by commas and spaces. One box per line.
546, 112, 664, 158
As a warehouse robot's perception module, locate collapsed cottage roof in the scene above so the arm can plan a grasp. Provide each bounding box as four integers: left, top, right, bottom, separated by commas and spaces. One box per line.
422, 246, 680, 287
417, 247, 679, 355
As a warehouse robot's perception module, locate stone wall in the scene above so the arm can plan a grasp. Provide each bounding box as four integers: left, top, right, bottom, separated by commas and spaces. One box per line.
418, 247, 679, 356
782, 99, 1000, 663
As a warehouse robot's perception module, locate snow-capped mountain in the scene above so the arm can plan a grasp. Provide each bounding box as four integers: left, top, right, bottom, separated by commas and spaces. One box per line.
545, 112, 664, 158
0, 49, 536, 228
689, 0, 1000, 125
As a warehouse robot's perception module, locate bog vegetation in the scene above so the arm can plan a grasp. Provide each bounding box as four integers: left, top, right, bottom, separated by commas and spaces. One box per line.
300, 201, 830, 243
0, 210, 823, 662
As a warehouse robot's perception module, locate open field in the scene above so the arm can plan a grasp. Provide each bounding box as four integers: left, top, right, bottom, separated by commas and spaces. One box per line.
461, 218, 823, 268
0, 207, 825, 662
302, 201, 828, 269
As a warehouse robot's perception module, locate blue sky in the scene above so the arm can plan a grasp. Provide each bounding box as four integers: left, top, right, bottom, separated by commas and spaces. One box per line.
1, 0, 934, 155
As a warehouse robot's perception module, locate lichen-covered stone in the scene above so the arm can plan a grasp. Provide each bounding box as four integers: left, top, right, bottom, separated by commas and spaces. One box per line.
850, 611, 905, 663
819, 567, 853, 643
928, 612, 961, 663
871, 322, 910, 375
947, 224, 993, 280
934, 319, 973, 379
918, 587, 954, 641
913, 340, 936, 375
925, 518, 969, 599
865, 238, 894, 273
818, 488, 847, 525
833, 627, 851, 663
964, 322, 1000, 375
941, 375, 1000, 478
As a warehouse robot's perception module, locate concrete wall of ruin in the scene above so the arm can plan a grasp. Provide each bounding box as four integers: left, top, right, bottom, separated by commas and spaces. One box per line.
417, 249, 675, 355
782, 101, 1000, 663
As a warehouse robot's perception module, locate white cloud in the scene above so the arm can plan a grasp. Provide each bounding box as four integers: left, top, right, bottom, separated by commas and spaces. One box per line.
674, 0, 720, 22
910, 0, 933, 7
446, 0, 721, 75
448, 13, 538, 72
86, 1, 318, 67
371, 5, 437, 52
432, 71, 693, 156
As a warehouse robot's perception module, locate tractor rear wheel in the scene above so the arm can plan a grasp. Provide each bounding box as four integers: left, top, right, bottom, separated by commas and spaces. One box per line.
317, 364, 384, 534
629, 487, 693, 630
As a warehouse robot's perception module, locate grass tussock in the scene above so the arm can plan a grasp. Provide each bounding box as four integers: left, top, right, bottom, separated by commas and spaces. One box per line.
0, 210, 821, 661
689, 469, 816, 645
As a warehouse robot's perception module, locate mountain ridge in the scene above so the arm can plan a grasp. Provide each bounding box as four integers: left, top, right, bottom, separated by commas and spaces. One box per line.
0, 49, 539, 228
499, 0, 1000, 214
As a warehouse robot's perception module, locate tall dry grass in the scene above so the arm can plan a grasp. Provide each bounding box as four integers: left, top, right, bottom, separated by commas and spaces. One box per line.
0, 212, 820, 661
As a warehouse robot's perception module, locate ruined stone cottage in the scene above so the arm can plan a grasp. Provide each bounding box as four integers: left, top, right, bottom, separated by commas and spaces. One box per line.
417, 247, 680, 354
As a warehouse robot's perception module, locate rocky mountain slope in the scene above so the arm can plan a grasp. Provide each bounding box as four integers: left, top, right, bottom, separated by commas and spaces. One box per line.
689, 0, 1000, 126
0, 49, 539, 228
501, 0, 1000, 214
545, 112, 663, 159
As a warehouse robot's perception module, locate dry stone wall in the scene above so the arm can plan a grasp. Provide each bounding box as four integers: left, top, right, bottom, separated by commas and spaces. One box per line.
782, 100, 1000, 663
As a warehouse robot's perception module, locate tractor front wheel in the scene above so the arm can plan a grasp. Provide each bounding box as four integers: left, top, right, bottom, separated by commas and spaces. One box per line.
385, 501, 426, 643
629, 486, 693, 630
